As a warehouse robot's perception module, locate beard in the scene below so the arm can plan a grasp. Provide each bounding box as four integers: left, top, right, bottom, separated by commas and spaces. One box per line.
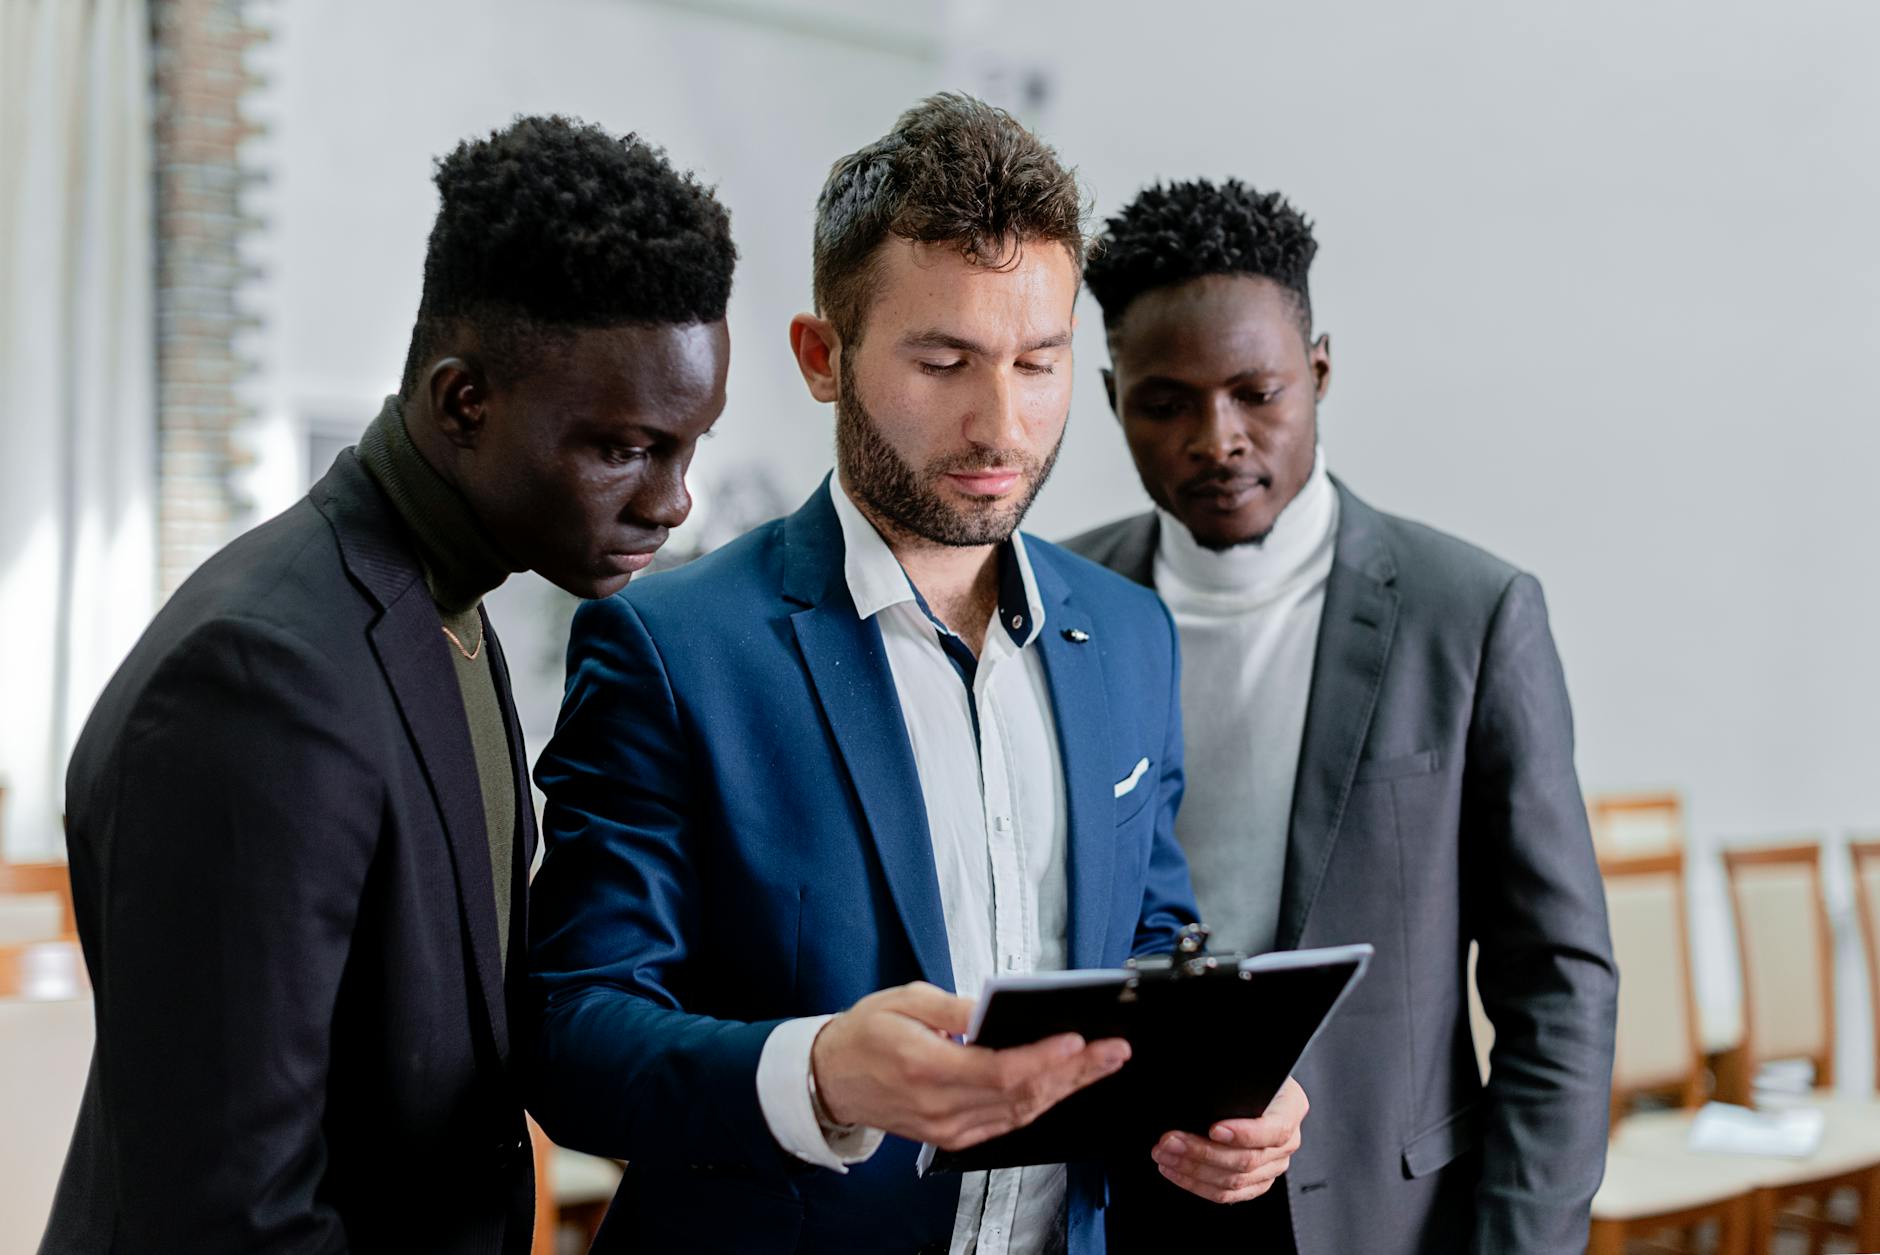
835, 354, 1063, 548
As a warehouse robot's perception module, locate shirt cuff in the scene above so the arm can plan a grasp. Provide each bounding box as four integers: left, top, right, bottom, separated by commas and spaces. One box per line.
755, 1014, 886, 1171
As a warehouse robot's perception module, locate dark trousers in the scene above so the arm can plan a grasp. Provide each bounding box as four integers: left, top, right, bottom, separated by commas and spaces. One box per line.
1106, 1160, 1296, 1253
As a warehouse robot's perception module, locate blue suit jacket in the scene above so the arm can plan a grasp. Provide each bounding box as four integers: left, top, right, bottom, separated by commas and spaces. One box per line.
525, 483, 1198, 1254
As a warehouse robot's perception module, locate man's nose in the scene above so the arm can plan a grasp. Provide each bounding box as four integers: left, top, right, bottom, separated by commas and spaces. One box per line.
961, 370, 1025, 452
1187, 394, 1248, 463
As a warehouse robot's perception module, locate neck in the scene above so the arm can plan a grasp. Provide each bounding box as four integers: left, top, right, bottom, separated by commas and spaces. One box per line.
843, 475, 1001, 652
357, 395, 518, 614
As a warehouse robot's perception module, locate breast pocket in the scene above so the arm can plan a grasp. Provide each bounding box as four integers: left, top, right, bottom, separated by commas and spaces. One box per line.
1352, 748, 1442, 784
1113, 756, 1155, 825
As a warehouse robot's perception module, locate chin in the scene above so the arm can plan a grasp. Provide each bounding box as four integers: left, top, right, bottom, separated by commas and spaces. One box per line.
548, 570, 633, 600
1179, 507, 1275, 552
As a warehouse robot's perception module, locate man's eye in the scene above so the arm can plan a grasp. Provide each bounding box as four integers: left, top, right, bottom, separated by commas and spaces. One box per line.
601, 446, 647, 465
1138, 400, 1182, 420
919, 360, 966, 375
1017, 360, 1055, 375
1239, 388, 1280, 407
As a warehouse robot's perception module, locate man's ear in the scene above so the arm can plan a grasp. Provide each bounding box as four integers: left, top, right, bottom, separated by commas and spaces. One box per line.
1310, 333, 1332, 402
789, 313, 840, 403
1101, 367, 1119, 418
425, 357, 489, 450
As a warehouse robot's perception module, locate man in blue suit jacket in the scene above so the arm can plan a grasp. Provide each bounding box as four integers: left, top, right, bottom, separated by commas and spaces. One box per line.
527, 95, 1308, 1253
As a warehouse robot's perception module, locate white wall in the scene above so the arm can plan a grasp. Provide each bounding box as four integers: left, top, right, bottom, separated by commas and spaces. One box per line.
245, 0, 952, 748
246, 0, 1880, 1076
985, 0, 1880, 1079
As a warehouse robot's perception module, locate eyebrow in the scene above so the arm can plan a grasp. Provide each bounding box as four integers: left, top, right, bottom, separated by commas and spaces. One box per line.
1131, 369, 1283, 391
898, 329, 1072, 355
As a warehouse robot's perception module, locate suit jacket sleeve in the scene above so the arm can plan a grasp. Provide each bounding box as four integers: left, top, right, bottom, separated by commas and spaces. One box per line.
1130, 598, 1198, 957
88, 616, 379, 1250
1464, 574, 1618, 1254
525, 593, 785, 1168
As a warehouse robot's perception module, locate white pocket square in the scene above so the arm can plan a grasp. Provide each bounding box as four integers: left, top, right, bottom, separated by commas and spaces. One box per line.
1114, 757, 1150, 799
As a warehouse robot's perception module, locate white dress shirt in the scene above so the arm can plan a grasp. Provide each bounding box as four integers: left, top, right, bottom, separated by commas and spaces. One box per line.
754, 478, 1072, 1254
1152, 450, 1338, 956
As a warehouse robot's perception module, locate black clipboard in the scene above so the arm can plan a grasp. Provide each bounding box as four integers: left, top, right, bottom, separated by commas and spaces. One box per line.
917, 933, 1373, 1175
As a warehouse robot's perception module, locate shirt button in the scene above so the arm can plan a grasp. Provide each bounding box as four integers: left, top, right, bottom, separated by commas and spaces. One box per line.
1011, 613, 1024, 629
994, 815, 1011, 832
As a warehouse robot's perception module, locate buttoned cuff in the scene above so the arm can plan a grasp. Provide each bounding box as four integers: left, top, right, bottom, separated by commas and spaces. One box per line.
755, 1014, 886, 1171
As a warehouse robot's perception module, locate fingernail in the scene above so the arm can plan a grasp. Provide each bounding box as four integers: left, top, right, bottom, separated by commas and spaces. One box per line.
1165, 1135, 1185, 1155
1056, 1034, 1086, 1058
1210, 1125, 1233, 1144
1102, 1045, 1130, 1069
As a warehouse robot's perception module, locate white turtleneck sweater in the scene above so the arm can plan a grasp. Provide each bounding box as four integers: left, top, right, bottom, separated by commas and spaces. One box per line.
1153, 451, 1339, 957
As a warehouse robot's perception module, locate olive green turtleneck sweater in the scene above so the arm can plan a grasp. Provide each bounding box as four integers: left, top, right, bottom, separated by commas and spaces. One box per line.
358, 396, 522, 971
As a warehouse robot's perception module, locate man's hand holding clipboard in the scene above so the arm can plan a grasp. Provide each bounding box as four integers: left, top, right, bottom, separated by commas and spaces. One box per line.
912, 931, 1373, 1195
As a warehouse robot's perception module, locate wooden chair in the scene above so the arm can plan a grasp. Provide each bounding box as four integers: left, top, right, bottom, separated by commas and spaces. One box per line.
1720, 841, 1880, 1252
0, 939, 93, 1251
1588, 791, 1686, 861
1848, 836, 1880, 1081
1591, 851, 1759, 1254
0, 860, 78, 940
0, 937, 87, 1001
528, 1117, 620, 1254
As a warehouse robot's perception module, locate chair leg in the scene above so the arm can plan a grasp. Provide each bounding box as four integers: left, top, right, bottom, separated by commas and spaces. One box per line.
1749, 1189, 1780, 1255
528, 1118, 557, 1255
1586, 1217, 1626, 1255
1857, 1167, 1880, 1254
1718, 1195, 1751, 1255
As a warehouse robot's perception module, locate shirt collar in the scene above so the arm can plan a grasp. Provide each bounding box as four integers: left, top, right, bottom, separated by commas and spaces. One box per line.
828, 477, 1046, 649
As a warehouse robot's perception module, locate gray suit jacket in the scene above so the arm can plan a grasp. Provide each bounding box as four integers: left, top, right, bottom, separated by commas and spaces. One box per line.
1067, 480, 1616, 1255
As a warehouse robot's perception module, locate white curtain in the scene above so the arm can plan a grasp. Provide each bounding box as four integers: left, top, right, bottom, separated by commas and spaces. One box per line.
0, 0, 156, 860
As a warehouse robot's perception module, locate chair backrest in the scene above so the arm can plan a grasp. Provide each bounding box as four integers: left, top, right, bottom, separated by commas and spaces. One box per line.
0, 939, 88, 1001
0, 893, 66, 946
1467, 941, 1492, 1084
1722, 842, 1835, 1086
0, 993, 93, 1252
1604, 850, 1705, 1111
1847, 837, 1880, 1092
1589, 791, 1686, 860
0, 862, 76, 938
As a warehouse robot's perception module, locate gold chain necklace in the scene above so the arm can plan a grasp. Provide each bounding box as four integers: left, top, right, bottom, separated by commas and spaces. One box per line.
440, 621, 483, 661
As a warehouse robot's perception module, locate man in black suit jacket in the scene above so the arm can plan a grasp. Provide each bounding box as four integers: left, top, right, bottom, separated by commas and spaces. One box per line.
41, 116, 736, 1254
1066, 180, 1617, 1254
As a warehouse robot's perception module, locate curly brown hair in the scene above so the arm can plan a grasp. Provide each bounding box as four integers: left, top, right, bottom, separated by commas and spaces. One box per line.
812, 93, 1084, 345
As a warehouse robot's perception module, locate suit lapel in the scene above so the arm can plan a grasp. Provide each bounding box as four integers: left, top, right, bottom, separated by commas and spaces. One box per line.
1031, 553, 1117, 970
785, 485, 955, 992
371, 589, 511, 1056
484, 616, 536, 982
1277, 483, 1398, 950
316, 452, 509, 1056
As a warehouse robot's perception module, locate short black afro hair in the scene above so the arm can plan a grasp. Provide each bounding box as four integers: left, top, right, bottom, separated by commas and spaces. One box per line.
1084, 178, 1317, 339
401, 114, 736, 394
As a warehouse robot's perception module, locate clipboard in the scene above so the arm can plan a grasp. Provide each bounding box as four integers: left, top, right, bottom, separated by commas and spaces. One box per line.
917, 930, 1373, 1175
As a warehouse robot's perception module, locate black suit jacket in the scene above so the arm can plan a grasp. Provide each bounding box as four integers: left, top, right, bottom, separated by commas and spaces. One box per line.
42, 451, 536, 1255
1067, 479, 1616, 1255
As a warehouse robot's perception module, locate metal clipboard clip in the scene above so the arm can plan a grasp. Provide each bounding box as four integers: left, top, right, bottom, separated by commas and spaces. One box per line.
1116, 923, 1249, 1002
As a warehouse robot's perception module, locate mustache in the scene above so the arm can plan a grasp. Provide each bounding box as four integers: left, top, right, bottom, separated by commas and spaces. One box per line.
927, 448, 1039, 476
1178, 465, 1272, 495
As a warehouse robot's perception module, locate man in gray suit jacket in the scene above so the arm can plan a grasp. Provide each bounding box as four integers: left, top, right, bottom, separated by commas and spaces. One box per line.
1066, 179, 1617, 1254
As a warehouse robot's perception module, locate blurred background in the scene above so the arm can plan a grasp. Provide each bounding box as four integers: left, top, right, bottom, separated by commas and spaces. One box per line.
1, 0, 1877, 1250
